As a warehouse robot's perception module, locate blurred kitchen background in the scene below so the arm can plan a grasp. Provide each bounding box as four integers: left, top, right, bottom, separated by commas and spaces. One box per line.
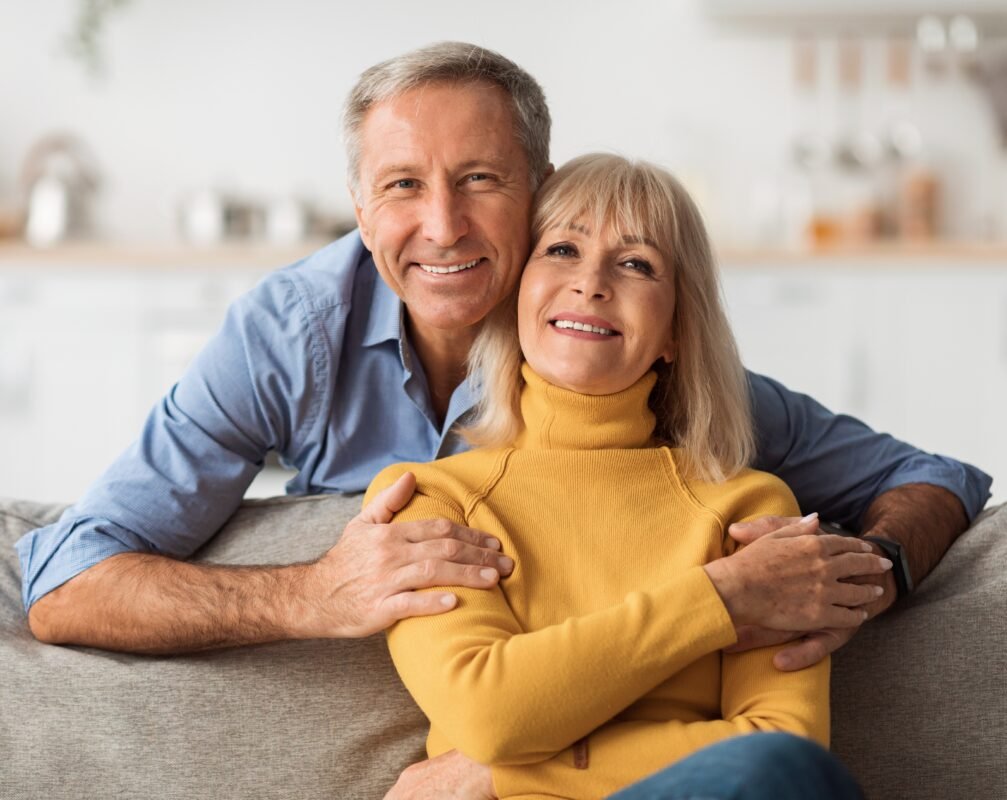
0, 0, 1004, 506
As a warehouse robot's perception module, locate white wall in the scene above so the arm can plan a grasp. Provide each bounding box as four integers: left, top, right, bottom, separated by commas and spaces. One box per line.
2, 0, 1005, 244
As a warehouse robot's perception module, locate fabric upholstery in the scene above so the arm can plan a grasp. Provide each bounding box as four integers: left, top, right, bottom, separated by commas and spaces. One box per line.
2, 494, 1004, 799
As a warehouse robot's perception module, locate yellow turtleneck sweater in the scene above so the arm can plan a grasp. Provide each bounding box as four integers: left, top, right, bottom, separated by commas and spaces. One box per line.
364, 365, 829, 800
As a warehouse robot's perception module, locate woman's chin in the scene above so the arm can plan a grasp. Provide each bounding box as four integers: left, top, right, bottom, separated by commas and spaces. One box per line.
533, 366, 636, 396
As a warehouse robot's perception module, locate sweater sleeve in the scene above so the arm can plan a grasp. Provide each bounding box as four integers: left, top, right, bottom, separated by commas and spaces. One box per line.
367, 466, 739, 768
491, 646, 829, 799
492, 475, 830, 799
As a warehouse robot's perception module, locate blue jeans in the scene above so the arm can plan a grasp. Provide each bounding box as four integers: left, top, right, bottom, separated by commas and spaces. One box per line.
607, 733, 864, 800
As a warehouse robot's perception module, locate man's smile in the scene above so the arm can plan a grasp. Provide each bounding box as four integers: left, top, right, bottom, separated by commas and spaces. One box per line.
415, 257, 485, 275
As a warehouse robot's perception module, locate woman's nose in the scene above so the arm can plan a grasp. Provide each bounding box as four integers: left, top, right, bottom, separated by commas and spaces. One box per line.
420, 188, 469, 248
570, 261, 612, 300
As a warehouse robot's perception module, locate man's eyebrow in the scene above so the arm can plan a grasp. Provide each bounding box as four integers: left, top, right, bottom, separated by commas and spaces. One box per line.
370, 164, 418, 186
456, 157, 513, 174
370, 157, 515, 187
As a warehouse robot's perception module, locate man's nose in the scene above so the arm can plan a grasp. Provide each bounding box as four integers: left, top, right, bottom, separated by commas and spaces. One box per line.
420, 187, 469, 248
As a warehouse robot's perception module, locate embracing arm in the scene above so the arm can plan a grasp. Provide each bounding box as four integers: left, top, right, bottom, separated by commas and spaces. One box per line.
748, 371, 991, 531
23, 277, 506, 652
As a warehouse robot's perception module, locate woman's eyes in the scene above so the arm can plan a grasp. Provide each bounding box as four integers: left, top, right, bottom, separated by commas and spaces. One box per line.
545, 243, 578, 258
542, 244, 657, 277
620, 258, 655, 277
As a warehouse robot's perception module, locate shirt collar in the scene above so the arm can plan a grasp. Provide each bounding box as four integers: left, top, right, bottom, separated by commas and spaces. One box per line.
361, 254, 403, 348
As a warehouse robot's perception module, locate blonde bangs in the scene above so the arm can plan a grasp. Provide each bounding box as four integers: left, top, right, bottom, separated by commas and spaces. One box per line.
532, 154, 681, 266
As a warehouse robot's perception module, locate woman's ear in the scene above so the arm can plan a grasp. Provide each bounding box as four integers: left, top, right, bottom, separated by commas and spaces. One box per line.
660, 335, 676, 365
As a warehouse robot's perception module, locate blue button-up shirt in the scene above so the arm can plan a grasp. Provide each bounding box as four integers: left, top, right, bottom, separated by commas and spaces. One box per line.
15, 231, 993, 611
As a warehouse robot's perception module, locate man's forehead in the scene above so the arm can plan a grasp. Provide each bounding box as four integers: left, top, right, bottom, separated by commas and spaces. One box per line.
358, 82, 524, 171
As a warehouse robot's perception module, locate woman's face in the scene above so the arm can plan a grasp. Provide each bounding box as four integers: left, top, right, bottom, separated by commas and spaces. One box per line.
518, 219, 676, 395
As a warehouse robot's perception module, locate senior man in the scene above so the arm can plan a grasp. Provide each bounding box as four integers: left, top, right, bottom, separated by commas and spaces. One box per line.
18, 41, 989, 797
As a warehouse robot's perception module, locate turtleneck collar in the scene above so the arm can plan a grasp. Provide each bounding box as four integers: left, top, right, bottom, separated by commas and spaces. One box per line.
514, 363, 658, 450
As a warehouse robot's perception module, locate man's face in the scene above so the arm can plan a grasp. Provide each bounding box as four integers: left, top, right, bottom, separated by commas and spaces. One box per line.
353, 81, 534, 337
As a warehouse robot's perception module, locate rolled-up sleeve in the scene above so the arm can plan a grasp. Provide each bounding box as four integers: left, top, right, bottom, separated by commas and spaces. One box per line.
748, 371, 993, 529
15, 271, 319, 611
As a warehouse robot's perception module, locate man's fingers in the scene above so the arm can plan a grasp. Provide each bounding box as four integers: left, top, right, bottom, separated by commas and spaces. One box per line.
400, 518, 500, 552
727, 514, 804, 544
774, 628, 855, 672
724, 625, 801, 653
412, 539, 514, 574
381, 590, 457, 623
820, 604, 869, 629
831, 581, 884, 608
392, 560, 503, 593
359, 472, 417, 524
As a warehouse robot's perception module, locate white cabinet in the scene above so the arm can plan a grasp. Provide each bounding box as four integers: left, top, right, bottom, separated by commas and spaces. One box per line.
721, 261, 1006, 504
0, 265, 273, 504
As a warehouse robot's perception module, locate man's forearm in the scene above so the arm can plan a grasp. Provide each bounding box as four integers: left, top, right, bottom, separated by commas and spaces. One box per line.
27, 552, 312, 654
861, 482, 970, 601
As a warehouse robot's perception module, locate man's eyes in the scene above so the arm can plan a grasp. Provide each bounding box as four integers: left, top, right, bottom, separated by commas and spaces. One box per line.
390, 179, 416, 190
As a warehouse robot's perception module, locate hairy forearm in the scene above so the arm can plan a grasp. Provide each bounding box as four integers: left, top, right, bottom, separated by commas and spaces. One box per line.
861, 482, 969, 604
27, 552, 313, 654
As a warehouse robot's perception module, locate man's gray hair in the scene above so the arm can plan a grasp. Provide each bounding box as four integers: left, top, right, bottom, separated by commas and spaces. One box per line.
343, 41, 551, 200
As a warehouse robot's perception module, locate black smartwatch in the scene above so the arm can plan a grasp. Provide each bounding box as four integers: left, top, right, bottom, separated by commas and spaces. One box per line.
862, 536, 914, 599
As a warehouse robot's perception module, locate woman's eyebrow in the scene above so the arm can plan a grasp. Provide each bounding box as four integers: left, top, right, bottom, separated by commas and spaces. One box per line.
620, 234, 658, 248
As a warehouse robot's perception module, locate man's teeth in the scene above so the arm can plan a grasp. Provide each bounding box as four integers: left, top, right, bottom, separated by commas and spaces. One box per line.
418, 259, 480, 274
553, 320, 616, 336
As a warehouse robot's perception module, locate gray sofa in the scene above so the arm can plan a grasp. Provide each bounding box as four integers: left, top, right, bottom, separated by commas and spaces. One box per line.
2, 494, 1004, 800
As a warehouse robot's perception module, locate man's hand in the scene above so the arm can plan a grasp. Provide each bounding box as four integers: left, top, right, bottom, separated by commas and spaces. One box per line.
722, 513, 896, 671
703, 513, 892, 633
384, 749, 495, 800
296, 472, 514, 639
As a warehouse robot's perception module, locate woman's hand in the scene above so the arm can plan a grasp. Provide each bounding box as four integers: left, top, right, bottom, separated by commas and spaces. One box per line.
703, 513, 893, 632
383, 750, 496, 800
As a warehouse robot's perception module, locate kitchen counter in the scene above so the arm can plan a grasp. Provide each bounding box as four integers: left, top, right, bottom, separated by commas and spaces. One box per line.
0, 240, 328, 269
3, 239, 1007, 269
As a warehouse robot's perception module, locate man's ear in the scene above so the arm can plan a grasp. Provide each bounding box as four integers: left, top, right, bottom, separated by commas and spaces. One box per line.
543, 162, 556, 180
350, 186, 372, 249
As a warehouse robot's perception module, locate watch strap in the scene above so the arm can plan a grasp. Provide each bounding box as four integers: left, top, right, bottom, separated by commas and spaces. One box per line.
863, 535, 914, 598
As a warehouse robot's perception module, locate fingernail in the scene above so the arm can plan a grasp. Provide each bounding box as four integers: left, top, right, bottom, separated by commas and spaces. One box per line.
733, 521, 752, 529
801, 512, 819, 523
499, 556, 514, 572
486, 538, 501, 551
880, 558, 893, 570
862, 542, 874, 552
479, 568, 497, 581
440, 594, 456, 608
873, 585, 884, 596
862, 610, 869, 621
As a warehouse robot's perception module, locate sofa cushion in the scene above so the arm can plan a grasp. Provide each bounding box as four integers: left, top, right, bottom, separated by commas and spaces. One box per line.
831, 501, 1007, 799
0, 494, 427, 800
2, 495, 1005, 799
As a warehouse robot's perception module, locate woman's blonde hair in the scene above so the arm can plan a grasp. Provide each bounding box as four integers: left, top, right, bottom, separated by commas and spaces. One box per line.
465, 153, 753, 483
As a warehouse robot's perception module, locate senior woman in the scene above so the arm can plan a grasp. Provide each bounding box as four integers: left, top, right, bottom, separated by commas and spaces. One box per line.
365, 154, 869, 800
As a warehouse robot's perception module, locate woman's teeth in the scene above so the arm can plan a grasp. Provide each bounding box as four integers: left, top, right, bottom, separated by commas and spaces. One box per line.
418, 259, 481, 274
553, 320, 617, 336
